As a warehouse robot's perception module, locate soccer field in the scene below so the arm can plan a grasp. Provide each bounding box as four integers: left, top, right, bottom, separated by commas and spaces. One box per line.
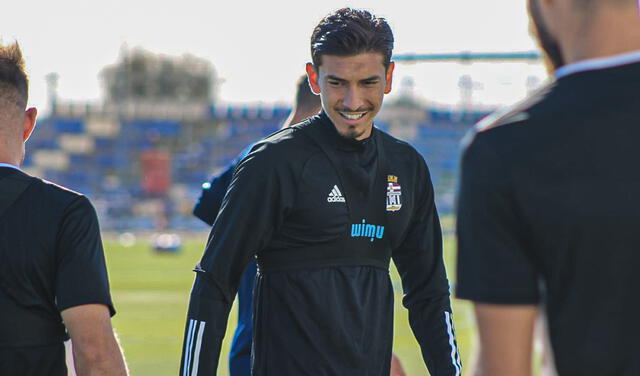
106, 229, 475, 375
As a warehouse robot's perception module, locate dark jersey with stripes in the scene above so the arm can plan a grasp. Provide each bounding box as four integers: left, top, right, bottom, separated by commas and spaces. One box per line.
456, 61, 640, 375
193, 144, 257, 376
181, 113, 460, 375
0, 167, 114, 375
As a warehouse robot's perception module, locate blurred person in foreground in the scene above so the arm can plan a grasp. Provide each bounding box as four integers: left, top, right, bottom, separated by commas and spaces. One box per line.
0, 41, 128, 376
181, 8, 459, 376
192, 75, 407, 376
455, 0, 640, 375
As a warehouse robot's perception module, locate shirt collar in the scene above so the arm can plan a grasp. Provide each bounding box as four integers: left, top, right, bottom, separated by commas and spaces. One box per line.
555, 50, 640, 79
318, 111, 375, 152
0, 163, 21, 171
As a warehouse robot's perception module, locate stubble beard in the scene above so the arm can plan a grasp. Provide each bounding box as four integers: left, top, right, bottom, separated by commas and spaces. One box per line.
529, 0, 566, 73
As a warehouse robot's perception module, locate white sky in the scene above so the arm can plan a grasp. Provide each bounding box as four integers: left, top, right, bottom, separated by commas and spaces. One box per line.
3, 0, 547, 114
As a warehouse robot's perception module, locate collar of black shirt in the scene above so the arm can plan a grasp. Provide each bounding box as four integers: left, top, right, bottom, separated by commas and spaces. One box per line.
317, 111, 376, 152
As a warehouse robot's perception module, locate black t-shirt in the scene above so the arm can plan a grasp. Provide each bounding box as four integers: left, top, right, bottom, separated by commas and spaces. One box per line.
456, 61, 640, 375
0, 167, 114, 375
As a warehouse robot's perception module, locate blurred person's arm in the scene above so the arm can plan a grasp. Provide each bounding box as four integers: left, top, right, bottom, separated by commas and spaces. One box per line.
53, 196, 125, 375
61, 304, 128, 376
456, 130, 543, 376
472, 303, 537, 376
193, 164, 235, 226
390, 353, 406, 376
193, 145, 253, 226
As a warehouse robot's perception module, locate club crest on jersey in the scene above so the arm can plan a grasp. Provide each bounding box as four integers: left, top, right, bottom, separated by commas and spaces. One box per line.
386, 175, 402, 212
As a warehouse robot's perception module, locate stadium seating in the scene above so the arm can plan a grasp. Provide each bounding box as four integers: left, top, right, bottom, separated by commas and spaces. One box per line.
24, 103, 487, 231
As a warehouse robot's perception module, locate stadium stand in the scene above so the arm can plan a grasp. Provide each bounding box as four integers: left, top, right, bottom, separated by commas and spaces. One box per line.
23, 102, 487, 231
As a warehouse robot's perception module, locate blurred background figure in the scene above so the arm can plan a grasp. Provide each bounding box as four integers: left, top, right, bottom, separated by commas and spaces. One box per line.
456, 0, 640, 375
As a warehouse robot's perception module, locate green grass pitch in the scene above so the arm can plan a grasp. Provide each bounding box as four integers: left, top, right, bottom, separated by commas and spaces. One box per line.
106, 230, 475, 375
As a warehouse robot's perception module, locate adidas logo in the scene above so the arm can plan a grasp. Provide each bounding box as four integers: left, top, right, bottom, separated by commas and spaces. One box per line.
327, 185, 346, 203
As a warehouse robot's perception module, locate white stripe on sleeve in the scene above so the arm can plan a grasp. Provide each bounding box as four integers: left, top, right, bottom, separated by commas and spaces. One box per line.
190, 321, 207, 376
183, 319, 197, 376
445, 311, 462, 376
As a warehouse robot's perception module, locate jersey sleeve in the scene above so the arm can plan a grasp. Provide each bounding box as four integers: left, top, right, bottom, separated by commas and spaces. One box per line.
55, 196, 115, 315
456, 131, 540, 304
392, 155, 462, 376
180, 143, 292, 376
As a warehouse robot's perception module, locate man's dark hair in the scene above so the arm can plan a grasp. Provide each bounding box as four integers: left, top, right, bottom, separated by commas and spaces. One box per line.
310, 8, 394, 71
295, 75, 320, 112
0, 41, 29, 109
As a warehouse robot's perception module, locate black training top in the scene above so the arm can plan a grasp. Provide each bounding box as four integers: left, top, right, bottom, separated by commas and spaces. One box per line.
456, 60, 640, 375
0, 167, 114, 376
181, 113, 461, 375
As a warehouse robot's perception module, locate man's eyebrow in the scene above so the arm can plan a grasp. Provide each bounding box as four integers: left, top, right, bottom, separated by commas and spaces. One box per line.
325, 75, 347, 82
325, 75, 382, 82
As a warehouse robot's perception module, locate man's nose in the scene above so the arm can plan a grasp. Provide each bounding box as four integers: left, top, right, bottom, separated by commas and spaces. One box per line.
342, 86, 365, 111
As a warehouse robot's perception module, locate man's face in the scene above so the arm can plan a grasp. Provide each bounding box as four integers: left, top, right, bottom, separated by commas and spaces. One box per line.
528, 0, 565, 72
306, 53, 394, 140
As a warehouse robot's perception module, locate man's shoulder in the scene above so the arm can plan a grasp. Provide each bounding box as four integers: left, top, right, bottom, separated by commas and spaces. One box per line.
259, 125, 303, 147
463, 81, 560, 152
249, 120, 319, 159
377, 129, 418, 151
376, 128, 425, 163
476, 83, 556, 134
20, 172, 89, 210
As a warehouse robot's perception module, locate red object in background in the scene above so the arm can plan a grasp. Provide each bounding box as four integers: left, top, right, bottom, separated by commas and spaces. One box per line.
141, 150, 171, 195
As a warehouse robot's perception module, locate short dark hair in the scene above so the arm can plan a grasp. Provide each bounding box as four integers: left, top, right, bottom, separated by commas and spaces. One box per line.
310, 8, 394, 71
0, 41, 28, 108
294, 75, 320, 112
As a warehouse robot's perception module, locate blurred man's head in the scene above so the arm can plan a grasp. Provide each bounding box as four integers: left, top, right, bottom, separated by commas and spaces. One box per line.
306, 8, 395, 140
294, 75, 321, 115
527, 0, 640, 73
283, 75, 322, 128
0, 41, 37, 166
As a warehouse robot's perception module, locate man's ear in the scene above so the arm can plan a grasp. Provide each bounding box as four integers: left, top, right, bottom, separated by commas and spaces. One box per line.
384, 61, 395, 94
22, 107, 37, 142
306, 63, 322, 94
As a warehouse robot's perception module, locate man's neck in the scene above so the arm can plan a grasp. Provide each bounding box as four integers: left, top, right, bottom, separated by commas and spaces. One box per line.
0, 154, 20, 168
562, 6, 640, 64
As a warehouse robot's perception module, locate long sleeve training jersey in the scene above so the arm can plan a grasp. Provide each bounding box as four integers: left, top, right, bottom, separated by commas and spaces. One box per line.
180, 113, 461, 375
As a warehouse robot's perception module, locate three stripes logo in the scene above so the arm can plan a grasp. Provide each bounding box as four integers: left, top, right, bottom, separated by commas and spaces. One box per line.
182, 319, 206, 376
327, 185, 346, 203
445, 311, 463, 375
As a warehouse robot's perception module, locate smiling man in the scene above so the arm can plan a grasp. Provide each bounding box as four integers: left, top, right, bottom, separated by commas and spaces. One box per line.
306, 52, 392, 140
180, 8, 460, 375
